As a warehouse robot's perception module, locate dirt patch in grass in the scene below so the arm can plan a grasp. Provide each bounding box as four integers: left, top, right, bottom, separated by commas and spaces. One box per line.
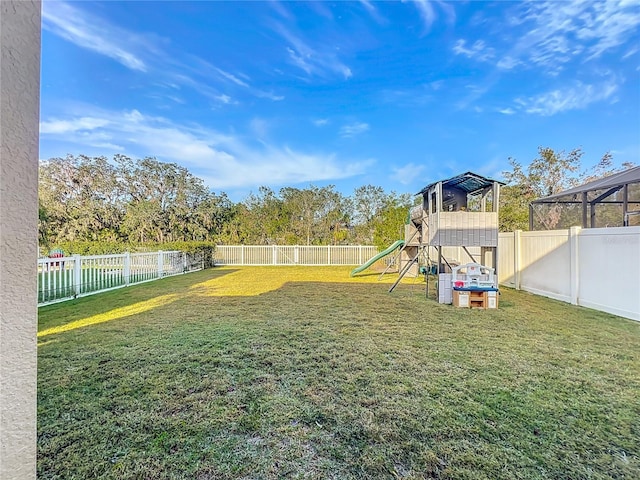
38, 266, 640, 479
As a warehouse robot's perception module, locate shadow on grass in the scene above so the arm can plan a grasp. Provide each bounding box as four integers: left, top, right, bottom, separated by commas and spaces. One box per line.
37, 267, 428, 341
37, 276, 640, 479
38, 266, 637, 344
38, 268, 239, 335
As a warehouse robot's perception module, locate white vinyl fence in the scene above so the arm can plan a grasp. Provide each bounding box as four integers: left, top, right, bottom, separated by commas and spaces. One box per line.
214, 245, 379, 266
498, 227, 640, 321
38, 250, 205, 306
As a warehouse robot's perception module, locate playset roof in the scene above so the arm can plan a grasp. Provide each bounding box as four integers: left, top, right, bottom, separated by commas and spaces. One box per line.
417, 171, 504, 196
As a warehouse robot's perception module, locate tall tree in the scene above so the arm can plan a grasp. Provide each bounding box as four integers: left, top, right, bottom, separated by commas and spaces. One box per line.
279, 185, 347, 245
371, 193, 414, 250
500, 147, 633, 231
240, 187, 288, 244
39, 154, 233, 246
39, 155, 124, 244
350, 185, 387, 244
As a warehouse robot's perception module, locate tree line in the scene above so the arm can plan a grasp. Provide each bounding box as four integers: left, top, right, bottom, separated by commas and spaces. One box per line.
38, 155, 413, 254
39, 149, 633, 254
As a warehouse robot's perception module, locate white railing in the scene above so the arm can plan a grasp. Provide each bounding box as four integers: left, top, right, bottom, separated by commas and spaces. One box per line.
37, 250, 205, 306
214, 245, 379, 266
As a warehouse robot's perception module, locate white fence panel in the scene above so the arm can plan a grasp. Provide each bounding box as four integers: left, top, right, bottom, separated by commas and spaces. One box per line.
499, 227, 640, 321
214, 246, 243, 265
520, 230, 571, 302
38, 250, 204, 306
37, 257, 77, 304
498, 233, 515, 286
242, 246, 268, 265
578, 227, 640, 320
299, 246, 328, 265
80, 254, 126, 294
332, 246, 376, 265
214, 245, 379, 266
130, 252, 160, 283
274, 246, 297, 265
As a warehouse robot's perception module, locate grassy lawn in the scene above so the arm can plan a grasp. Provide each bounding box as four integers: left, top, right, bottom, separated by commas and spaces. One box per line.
38, 266, 640, 479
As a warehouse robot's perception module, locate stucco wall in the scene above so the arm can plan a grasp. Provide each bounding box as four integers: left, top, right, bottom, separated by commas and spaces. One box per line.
0, 1, 41, 478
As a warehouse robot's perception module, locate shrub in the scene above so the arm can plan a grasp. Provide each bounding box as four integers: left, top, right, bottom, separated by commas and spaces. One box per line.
45, 241, 216, 267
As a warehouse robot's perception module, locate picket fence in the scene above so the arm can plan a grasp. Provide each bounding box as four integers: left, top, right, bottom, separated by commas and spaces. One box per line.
38, 250, 204, 305
214, 245, 379, 266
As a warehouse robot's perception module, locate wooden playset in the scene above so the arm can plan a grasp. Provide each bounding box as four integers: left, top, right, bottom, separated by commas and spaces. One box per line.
351, 171, 503, 308
390, 172, 503, 306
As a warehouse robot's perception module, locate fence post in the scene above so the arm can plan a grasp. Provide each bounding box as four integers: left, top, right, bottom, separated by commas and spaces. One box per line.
359, 246, 362, 265
273, 245, 277, 265
158, 250, 163, 279
182, 251, 187, 273
514, 230, 522, 290
294, 246, 299, 264
569, 226, 581, 305
73, 255, 82, 296
241, 245, 245, 265
328, 245, 331, 265
124, 252, 131, 286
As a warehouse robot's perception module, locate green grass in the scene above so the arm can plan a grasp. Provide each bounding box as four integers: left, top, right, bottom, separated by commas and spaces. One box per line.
38, 266, 640, 479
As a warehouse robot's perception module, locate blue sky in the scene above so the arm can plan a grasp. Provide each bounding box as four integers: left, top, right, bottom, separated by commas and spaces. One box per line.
40, 0, 640, 201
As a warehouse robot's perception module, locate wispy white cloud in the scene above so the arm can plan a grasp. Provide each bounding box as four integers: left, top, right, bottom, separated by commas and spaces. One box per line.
452, 40, 495, 62
286, 47, 312, 76
254, 90, 285, 102
43, 1, 285, 104
495, 56, 520, 70
40, 108, 373, 189
514, 79, 619, 116
359, 0, 387, 24
411, 0, 436, 30
408, 0, 456, 32
576, 1, 640, 59
215, 68, 250, 88
308, 1, 334, 20
42, 1, 148, 71
268, 0, 293, 20
175, 56, 287, 102
380, 86, 435, 107
496, 1, 640, 74
622, 46, 639, 59
454, 1, 638, 110
497, 108, 516, 115
313, 118, 330, 127
40, 117, 110, 134
390, 163, 426, 185
213, 94, 234, 105
249, 117, 270, 141
340, 122, 370, 138
40, 116, 125, 150
275, 23, 352, 79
